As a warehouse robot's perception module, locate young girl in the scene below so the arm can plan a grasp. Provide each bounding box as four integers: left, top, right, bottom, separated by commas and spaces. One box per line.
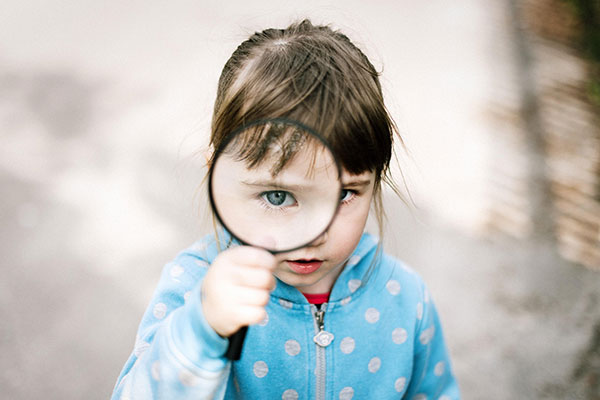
112, 20, 460, 399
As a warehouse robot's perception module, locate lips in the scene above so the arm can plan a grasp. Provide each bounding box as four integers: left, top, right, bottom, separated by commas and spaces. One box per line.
286, 259, 323, 274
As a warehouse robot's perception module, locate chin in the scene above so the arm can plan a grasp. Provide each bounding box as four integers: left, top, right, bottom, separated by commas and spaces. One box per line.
277, 273, 318, 290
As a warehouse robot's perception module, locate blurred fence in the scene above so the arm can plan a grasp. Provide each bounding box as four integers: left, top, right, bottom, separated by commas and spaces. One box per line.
485, 0, 600, 270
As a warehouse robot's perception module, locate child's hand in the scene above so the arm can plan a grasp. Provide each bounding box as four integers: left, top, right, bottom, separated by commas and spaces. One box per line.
201, 246, 277, 338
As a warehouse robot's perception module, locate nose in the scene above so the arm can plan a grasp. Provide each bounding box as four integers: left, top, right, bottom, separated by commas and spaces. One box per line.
307, 230, 328, 247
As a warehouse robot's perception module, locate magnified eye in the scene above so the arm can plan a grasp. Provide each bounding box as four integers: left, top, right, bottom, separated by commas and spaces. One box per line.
340, 189, 356, 203
261, 190, 297, 207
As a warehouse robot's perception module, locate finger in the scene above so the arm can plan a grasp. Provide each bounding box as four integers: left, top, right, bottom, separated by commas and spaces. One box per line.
230, 266, 275, 289
231, 286, 271, 307
235, 305, 268, 327
226, 246, 278, 271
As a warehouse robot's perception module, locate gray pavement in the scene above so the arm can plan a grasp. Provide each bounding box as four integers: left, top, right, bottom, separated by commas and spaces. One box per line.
1, 1, 599, 399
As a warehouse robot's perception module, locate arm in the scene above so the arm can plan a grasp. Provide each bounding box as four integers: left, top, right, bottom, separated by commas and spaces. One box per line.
404, 284, 461, 400
111, 246, 230, 400
111, 236, 277, 399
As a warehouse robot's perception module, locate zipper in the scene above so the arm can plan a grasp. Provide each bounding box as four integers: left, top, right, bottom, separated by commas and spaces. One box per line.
311, 303, 333, 400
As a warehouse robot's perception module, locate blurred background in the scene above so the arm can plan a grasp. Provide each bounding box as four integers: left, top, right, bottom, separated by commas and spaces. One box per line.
1, 0, 599, 398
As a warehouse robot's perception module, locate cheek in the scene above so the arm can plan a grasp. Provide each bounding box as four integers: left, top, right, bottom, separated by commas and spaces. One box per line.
327, 201, 371, 260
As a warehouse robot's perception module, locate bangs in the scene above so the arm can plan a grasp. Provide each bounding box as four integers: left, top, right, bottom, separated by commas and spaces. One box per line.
221, 120, 331, 179
212, 20, 395, 182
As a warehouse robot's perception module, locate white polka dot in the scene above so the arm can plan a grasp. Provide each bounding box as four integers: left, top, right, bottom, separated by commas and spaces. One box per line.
392, 328, 408, 344
365, 308, 380, 324
258, 312, 269, 326
170, 264, 184, 278
151, 361, 160, 381
285, 340, 301, 356
282, 389, 299, 400
419, 326, 435, 345
341, 296, 351, 306
394, 377, 406, 392
416, 302, 423, 320
179, 369, 199, 387
196, 259, 209, 268
386, 280, 402, 295
434, 361, 445, 376
424, 289, 430, 303
183, 291, 192, 302
153, 303, 167, 319
347, 255, 361, 267
339, 386, 354, 399
279, 299, 293, 309
413, 394, 427, 400
340, 337, 355, 354
368, 357, 381, 373
348, 279, 361, 293
253, 361, 268, 378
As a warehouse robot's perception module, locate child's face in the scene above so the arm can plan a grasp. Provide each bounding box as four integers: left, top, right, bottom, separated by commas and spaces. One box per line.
273, 169, 375, 294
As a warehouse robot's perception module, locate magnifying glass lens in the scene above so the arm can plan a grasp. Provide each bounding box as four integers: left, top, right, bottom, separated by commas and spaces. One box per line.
209, 120, 341, 253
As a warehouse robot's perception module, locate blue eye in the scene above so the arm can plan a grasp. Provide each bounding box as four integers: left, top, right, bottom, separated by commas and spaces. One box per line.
261, 191, 296, 207
340, 189, 356, 203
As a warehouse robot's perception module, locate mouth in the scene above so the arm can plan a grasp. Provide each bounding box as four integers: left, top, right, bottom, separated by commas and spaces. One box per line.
286, 259, 323, 274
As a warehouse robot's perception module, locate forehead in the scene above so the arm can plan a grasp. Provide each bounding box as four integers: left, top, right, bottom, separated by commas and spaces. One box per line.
229, 143, 339, 186
221, 121, 334, 176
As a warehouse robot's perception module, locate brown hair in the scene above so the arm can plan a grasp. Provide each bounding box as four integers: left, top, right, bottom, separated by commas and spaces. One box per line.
209, 19, 405, 236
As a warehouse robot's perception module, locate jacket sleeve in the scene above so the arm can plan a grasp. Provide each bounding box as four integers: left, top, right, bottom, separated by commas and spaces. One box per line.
404, 283, 461, 400
111, 241, 231, 400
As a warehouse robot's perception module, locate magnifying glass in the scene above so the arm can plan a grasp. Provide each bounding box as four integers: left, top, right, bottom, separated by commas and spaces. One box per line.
208, 118, 342, 359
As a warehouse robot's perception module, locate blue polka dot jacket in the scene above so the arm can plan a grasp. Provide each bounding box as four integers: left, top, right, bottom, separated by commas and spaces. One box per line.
112, 232, 460, 399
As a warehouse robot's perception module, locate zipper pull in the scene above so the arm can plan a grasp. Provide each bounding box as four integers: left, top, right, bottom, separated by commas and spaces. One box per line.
313, 308, 334, 347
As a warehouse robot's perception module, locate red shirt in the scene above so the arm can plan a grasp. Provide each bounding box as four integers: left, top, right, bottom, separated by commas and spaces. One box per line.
302, 292, 330, 305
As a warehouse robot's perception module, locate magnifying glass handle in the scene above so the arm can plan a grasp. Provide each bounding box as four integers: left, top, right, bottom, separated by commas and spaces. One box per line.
225, 326, 248, 360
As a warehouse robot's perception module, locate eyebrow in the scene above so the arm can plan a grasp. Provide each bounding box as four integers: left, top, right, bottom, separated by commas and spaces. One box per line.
241, 178, 372, 190
342, 179, 372, 187
240, 180, 309, 191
